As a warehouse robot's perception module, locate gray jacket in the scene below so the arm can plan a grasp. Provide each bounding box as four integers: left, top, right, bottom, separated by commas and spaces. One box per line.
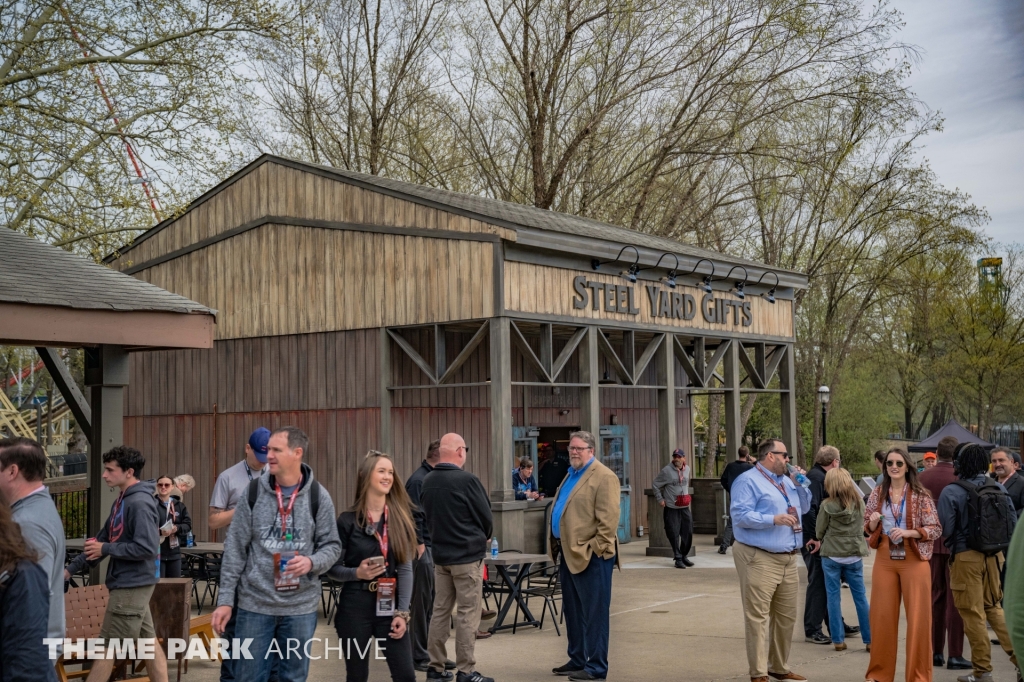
217, 463, 341, 616
66, 480, 160, 589
11, 487, 66, 646
653, 464, 691, 509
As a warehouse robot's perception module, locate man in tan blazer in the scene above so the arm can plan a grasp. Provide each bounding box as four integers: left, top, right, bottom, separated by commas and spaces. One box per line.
548, 430, 620, 681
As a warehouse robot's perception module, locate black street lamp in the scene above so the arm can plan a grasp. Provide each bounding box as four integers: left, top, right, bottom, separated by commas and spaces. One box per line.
818, 385, 830, 446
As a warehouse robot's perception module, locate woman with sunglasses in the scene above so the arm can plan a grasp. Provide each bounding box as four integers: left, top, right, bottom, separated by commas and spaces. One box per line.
155, 474, 192, 577
864, 447, 941, 682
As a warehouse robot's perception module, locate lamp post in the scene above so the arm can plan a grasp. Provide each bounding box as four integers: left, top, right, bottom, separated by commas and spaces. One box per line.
818, 385, 830, 446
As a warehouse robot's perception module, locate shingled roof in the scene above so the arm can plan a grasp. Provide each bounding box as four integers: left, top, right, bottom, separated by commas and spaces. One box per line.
1, 228, 215, 316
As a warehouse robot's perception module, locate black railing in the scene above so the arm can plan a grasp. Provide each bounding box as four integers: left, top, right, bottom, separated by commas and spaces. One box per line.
51, 489, 88, 539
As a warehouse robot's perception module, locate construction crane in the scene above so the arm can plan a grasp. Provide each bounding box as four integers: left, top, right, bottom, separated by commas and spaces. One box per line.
58, 3, 163, 223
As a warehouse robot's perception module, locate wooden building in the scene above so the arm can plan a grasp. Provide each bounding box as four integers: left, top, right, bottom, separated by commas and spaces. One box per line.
107, 155, 807, 546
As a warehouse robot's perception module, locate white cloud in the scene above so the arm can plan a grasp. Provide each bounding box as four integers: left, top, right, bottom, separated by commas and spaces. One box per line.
892, 0, 1024, 244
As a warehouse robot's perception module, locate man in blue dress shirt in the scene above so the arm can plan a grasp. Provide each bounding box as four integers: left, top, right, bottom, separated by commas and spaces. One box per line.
730, 438, 812, 682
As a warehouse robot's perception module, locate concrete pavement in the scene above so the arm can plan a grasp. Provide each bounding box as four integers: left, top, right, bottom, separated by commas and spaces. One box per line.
178, 535, 1020, 682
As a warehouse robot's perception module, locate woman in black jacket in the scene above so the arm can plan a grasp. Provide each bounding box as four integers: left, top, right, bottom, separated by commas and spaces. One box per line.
155, 475, 192, 578
329, 451, 418, 682
0, 500, 57, 682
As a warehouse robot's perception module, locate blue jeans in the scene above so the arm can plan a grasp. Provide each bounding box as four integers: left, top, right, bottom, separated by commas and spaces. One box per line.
561, 554, 615, 679
822, 558, 871, 645
234, 609, 318, 682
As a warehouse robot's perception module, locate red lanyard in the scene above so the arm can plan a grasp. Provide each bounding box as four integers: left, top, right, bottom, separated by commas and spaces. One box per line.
109, 490, 126, 542
275, 480, 300, 539
372, 506, 389, 568
755, 463, 792, 506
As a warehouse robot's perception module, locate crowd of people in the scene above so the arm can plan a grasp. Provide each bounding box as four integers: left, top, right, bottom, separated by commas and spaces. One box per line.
723, 437, 1023, 682
2, 428, 1024, 682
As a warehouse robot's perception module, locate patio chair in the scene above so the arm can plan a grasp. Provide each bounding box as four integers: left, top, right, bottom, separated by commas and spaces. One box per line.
189, 551, 222, 614
322, 575, 343, 621
57, 585, 152, 682
64, 548, 90, 588
518, 564, 562, 635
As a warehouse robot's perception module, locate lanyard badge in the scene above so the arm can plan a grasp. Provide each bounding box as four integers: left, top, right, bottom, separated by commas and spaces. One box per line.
372, 506, 396, 616
272, 481, 302, 591
887, 491, 907, 561
755, 464, 801, 534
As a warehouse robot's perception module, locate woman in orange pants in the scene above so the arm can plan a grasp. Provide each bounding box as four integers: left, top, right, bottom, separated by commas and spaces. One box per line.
864, 447, 942, 682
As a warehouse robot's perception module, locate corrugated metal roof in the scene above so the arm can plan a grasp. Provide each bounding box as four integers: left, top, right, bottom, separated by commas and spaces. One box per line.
0, 228, 215, 316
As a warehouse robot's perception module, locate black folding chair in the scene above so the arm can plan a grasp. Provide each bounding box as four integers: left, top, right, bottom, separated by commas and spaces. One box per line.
519, 564, 562, 635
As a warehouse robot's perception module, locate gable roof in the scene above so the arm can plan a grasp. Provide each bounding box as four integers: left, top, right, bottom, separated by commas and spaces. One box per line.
109, 154, 806, 286
1, 227, 215, 316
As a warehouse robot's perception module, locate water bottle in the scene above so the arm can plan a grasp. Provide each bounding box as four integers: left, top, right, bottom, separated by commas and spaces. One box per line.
155, 556, 160, 579
788, 465, 811, 488
490, 537, 499, 558
186, 531, 194, 548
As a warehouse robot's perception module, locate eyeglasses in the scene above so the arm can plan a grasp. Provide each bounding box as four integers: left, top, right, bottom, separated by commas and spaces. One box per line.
457, 445, 470, 454
568, 446, 593, 453
769, 450, 789, 457
885, 460, 905, 468
157, 483, 172, 488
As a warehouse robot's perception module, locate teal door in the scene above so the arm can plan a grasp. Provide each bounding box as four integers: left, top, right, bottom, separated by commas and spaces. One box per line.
599, 425, 631, 543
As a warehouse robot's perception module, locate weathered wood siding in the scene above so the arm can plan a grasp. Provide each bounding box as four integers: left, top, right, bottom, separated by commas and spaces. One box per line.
504, 261, 794, 339
129, 224, 494, 340
109, 161, 514, 271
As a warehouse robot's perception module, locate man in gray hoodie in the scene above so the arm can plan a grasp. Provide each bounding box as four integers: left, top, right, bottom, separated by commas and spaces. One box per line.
0, 437, 66, 654
64, 445, 167, 682
211, 426, 340, 682
653, 449, 693, 568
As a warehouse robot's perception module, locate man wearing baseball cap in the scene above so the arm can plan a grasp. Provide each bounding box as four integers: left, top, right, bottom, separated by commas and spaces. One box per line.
652, 449, 693, 568
209, 427, 271, 682
923, 452, 937, 469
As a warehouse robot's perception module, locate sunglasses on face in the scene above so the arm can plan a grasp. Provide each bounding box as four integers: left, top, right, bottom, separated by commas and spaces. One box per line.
885, 460, 905, 468
157, 483, 172, 488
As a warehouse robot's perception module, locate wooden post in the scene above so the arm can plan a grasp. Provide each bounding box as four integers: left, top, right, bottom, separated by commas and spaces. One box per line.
489, 317, 514, 502
379, 328, 392, 455
85, 345, 128, 585
656, 333, 677, 462
779, 343, 800, 466
723, 340, 741, 464
579, 326, 600, 435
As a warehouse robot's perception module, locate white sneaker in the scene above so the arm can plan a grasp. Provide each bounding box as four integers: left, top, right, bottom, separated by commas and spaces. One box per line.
957, 672, 993, 682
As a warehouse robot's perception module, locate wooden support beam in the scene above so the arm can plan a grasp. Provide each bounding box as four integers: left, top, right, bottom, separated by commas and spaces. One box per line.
779, 344, 800, 467
656, 334, 677, 464
438, 322, 489, 385
723, 340, 742, 463
489, 317, 514, 502
579, 327, 601, 434
434, 325, 447, 380
37, 347, 91, 440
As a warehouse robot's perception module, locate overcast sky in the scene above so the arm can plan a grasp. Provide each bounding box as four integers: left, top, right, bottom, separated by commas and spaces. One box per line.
892, 0, 1023, 246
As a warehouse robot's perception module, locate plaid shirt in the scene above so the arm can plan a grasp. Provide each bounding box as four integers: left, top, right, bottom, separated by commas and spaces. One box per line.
863, 486, 942, 561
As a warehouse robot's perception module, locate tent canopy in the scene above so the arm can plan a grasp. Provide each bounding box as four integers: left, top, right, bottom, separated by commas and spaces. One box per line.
909, 419, 995, 453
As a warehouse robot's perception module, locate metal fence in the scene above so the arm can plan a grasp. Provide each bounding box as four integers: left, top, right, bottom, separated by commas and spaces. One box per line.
51, 489, 88, 539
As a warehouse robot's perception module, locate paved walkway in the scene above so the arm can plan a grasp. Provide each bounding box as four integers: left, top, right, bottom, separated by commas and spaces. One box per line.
179, 535, 1019, 682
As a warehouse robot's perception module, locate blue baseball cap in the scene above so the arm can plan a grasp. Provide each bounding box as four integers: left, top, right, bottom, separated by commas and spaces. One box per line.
248, 427, 271, 463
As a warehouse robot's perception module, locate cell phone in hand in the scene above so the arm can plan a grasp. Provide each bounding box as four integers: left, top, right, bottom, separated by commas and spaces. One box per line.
368, 556, 385, 567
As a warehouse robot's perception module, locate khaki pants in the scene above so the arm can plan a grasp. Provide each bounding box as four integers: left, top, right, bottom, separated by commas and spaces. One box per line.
427, 561, 483, 675
733, 542, 800, 678
950, 550, 1017, 675
98, 584, 157, 641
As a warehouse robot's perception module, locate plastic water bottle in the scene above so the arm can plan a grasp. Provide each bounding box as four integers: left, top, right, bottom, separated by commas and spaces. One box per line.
155, 557, 160, 579
491, 537, 499, 558
788, 465, 811, 488
186, 531, 194, 548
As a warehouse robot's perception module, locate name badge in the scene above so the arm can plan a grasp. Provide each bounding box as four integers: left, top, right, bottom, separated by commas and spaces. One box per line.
889, 537, 906, 561
376, 577, 396, 616
169, 534, 179, 550
274, 551, 301, 591
787, 505, 802, 533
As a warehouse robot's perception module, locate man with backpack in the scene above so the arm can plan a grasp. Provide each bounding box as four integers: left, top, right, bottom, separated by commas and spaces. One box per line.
938, 443, 1018, 682
211, 426, 340, 682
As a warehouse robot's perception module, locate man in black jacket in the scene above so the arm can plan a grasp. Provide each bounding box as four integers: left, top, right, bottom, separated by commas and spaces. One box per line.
421, 433, 494, 682
800, 446, 856, 645
718, 447, 753, 554
406, 440, 455, 674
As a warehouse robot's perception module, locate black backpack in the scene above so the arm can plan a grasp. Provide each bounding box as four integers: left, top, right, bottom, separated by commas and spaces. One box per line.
952, 478, 1015, 555
247, 478, 321, 520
